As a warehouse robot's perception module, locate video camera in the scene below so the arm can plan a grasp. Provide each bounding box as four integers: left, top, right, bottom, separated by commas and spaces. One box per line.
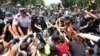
25, 34, 34, 45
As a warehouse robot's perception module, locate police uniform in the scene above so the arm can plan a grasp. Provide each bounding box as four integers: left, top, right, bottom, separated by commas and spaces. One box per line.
13, 13, 31, 35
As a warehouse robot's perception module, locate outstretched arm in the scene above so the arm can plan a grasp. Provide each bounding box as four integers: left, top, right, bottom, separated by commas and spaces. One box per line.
0, 25, 7, 39
17, 26, 24, 36
84, 10, 98, 19
8, 45, 18, 56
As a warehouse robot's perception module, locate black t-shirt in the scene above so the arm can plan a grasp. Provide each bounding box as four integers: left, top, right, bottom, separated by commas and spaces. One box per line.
31, 17, 40, 33
91, 19, 100, 28
80, 17, 94, 27
4, 28, 13, 42
80, 18, 89, 27
36, 18, 47, 30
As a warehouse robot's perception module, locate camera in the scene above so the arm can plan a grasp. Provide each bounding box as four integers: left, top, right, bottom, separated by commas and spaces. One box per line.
13, 39, 20, 45
26, 34, 34, 44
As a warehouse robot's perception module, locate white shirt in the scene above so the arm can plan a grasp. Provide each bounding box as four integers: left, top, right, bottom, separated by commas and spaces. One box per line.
13, 13, 31, 27
65, 10, 68, 16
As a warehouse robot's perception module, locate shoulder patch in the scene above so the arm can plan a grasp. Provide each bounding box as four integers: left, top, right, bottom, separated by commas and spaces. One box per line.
17, 15, 21, 17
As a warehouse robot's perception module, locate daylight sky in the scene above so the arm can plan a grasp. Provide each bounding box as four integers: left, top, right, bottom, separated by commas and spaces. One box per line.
44, 0, 61, 5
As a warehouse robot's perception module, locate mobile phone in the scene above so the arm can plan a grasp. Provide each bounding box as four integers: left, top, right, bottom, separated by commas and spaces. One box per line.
13, 39, 20, 45
26, 37, 32, 43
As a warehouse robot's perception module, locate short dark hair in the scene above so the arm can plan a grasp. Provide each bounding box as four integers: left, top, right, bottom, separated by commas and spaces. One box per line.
37, 43, 44, 53
65, 20, 71, 26
59, 35, 65, 43
51, 31, 60, 43
20, 42, 28, 51
20, 10, 26, 14
17, 51, 27, 56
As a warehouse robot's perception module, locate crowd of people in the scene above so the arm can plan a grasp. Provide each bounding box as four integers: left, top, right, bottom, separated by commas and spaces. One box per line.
0, 3, 100, 56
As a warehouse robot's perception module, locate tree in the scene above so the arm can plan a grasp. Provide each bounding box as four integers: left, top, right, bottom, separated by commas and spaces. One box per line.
61, 0, 89, 8
61, 0, 99, 10
10, 0, 29, 6
36, 0, 44, 5
61, 0, 76, 8
50, 3, 57, 9
0, 0, 7, 6
95, 0, 100, 10
28, 0, 36, 5
76, 0, 88, 8
10, 0, 19, 4
27, 0, 44, 6
9, 0, 44, 6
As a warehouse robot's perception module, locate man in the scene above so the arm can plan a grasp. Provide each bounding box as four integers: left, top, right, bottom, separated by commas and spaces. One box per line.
80, 10, 98, 33
0, 9, 5, 20
12, 8, 31, 36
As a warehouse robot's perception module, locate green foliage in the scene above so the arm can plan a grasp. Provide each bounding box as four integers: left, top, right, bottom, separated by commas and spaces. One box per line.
28, 0, 36, 5
61, 0, 76, 8
95, 0, 100, 10
61, 0, 88, 8
61, 0, 100, 10
0, 0, 7, 6
50, 3, 57, 9
0, 0, 44, 6
76, 0, 88, 8
35, 0, 44, 5
10, 0, 19, 4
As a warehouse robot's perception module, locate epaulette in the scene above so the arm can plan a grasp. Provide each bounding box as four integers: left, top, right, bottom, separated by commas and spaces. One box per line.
17, 15, 21, 17
26, 14, 29, 16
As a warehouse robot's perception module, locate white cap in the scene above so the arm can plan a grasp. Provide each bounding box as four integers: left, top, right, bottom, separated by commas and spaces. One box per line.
16, 4, 22, 7
19, 7, 25, 10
